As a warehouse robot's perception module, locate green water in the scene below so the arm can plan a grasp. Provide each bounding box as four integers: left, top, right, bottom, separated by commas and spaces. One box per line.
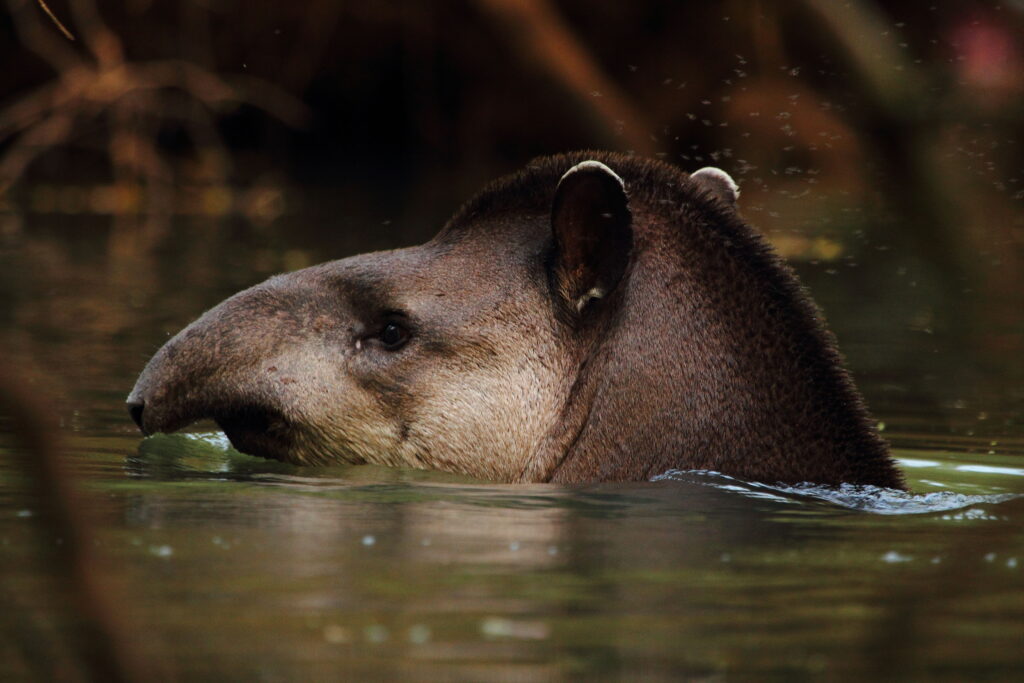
3, 431, 1023, 680
1, 212, 1023, 680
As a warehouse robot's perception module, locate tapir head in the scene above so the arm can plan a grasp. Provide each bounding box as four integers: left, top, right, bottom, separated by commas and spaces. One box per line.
128, 158, 642, 480
129, 152, 903, 488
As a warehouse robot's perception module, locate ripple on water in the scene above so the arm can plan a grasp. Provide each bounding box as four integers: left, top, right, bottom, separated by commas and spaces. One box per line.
139, 433, 1024, 516
652, 469, 1022, 515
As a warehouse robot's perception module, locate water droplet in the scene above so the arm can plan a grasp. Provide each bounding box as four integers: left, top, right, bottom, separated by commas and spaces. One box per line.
882, 551, 912, 563
481, 617, 550, 640
323, 624, 350, 644
364, 624, 389, 644
408, 624, 431, 644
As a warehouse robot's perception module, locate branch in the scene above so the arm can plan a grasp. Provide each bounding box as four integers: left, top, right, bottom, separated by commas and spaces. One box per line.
36, 0, 75, 41
475, 0, 655, 155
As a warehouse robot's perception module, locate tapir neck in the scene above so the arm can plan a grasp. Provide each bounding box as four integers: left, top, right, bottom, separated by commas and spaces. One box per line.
527, 205, 903, 489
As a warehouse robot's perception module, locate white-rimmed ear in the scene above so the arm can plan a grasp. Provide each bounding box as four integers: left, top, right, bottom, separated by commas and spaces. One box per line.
692, 167, 739, 208
551, 161, 632, 314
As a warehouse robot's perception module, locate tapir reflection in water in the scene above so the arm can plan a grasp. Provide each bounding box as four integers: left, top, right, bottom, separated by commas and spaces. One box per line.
128, 152, 905, 489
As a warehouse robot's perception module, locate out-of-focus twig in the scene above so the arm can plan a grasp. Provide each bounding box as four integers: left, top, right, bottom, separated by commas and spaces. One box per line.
9, 0, 78, 72
475, 0, 656, 155
798, 0, 971, 286
0, 362, 149, 681
35, 0, 74, 41
802, 0, 925, 111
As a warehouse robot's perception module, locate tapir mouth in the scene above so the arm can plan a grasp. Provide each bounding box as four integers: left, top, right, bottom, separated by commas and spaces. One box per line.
129, 393, 298, 462
213, 405, 296, 461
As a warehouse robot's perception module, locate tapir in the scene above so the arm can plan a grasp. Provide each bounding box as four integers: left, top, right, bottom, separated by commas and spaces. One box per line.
128, 152, 904, 488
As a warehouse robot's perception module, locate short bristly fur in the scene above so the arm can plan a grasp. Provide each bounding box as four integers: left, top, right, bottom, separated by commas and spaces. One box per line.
128, 151, 904, 489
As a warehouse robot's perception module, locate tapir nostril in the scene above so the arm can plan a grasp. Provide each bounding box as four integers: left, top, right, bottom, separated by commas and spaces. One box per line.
127, 401, 146, 433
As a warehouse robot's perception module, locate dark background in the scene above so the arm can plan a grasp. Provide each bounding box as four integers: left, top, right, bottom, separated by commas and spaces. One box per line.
0, 0, 1022, 450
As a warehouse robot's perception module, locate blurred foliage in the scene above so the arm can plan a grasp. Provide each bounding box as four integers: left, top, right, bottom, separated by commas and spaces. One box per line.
0, 1, 1019, 258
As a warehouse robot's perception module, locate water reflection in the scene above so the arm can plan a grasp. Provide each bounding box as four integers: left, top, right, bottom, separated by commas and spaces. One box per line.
109, 449, 1024, 679
4, 423, 1024, 680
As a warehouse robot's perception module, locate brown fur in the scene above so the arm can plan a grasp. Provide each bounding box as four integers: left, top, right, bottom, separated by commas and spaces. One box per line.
128, 152, 905, 489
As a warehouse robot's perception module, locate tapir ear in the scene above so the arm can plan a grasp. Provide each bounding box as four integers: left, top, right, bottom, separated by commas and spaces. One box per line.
691, 167, 739, 208
551, 160, 633, 314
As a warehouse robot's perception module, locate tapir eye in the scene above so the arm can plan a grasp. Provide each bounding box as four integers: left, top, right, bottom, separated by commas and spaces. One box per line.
379, 322, 410, 350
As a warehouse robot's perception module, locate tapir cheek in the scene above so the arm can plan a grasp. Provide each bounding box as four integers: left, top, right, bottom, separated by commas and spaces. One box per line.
309, 394, 411, 466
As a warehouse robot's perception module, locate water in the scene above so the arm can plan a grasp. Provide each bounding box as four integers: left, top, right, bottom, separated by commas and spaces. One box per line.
4, 433, 1023, 680
2, 211, 1024, 679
